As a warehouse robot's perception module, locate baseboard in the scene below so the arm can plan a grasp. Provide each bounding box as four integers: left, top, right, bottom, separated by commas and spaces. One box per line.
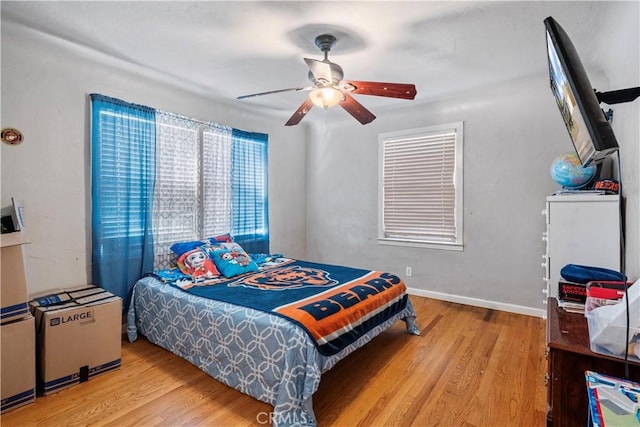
407, 287, 546, 318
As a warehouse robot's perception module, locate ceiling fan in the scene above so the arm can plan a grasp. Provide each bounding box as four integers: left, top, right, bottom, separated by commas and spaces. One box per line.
237, 34, 417, 126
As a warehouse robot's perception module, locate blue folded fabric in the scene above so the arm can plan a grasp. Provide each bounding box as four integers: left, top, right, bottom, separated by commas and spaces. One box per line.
560, 264, 626, 284
249, 253, 283, 265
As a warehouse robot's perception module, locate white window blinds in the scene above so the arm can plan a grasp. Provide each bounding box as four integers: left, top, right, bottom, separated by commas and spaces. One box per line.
153, 112, 200, 268
202, 123, 232, 238
92, 109, 155, 240
379, 122, 463, 249
230, 129, 269, 253
152, 114, 237, 269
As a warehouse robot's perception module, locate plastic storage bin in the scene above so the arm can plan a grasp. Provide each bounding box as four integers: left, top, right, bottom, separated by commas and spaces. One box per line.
584, 281, 640, 362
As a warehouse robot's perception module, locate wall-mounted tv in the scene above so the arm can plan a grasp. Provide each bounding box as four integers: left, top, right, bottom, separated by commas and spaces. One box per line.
544, 16, 619, 167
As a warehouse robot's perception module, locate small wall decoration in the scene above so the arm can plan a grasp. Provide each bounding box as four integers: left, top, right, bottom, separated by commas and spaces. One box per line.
1, 128, 24, 146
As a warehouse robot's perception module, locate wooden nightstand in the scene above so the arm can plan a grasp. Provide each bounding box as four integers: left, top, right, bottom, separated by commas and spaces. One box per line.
546, 297, 640, 426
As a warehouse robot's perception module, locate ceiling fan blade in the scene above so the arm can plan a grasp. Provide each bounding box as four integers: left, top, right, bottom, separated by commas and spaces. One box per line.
237, 86, 310, 100
341, 80, 417, 100
285, 98, 314, 126
339, 93, 376, 125
304, 58, 333, 82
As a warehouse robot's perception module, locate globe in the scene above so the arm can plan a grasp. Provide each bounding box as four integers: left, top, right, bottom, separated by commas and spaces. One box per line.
550, 152, 596, 188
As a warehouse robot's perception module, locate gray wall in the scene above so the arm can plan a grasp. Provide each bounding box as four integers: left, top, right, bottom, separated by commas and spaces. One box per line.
601, 5, 640, 279
1, 3, 638, 316
304, 4, 639, 316
306, 78, 560, 316
1, 20, 308, 296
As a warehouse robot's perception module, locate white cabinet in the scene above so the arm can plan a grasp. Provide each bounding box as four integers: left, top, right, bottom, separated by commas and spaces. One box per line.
542, 194, 621, 301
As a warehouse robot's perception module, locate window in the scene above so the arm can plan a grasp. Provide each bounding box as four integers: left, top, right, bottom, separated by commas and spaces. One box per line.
231, 129, 269, 253
152, 112, 201, 267
90, 94, 156, 305
151, 115, 269, 269
378, 122, 463, 250
91, 94, 269, 307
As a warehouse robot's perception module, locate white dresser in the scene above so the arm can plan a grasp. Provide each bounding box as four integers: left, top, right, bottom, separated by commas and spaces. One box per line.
542, 194, 621, 301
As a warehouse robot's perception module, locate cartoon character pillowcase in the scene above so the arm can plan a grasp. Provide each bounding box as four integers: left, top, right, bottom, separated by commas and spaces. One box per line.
208, 242, 259, 278
170, 233, 233, 257
177, 246, 219, 281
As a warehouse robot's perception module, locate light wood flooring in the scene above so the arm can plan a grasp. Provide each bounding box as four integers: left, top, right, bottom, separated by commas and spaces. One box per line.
1, 296, 548, 426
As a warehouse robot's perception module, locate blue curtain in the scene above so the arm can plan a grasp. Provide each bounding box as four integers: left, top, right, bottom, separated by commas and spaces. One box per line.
231, 129, 269, 253
90, 94, 156, 310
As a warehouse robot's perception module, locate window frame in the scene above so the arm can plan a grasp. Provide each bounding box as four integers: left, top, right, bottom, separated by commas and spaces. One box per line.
377, 121, 464, 251
91, 97, 269, 271
230, 129, 269, 253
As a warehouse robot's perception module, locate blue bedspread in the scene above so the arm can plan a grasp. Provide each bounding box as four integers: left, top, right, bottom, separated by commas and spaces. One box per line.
153, 258, 409, 356
127, 275, 419, 426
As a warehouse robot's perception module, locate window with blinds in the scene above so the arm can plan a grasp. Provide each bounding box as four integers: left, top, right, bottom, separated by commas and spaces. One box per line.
378, 122, 463, 250
152, 112, 201, 268
231, 129, 269, 253
91, 94, 269, 302
202, 124, 232, 238
91, 104, 156, 242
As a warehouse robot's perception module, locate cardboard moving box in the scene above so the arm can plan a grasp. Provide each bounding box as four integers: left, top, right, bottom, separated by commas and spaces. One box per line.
1, 232, 30, 324
1, 314, 36, 413
30, 286, 122, 395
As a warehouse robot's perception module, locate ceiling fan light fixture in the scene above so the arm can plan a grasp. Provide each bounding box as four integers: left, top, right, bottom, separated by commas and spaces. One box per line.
237, 33, 416, 125
309, 87, 342, 109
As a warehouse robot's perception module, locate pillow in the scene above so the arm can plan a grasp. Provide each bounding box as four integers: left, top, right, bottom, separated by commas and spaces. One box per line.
249, 253, 284, 266
560, 264, 626, 284
177, 246, 220, 281
170, 239, 210, 257
170, 236, 230, 257
208, 242, 259, 278
208, 233, 233, 244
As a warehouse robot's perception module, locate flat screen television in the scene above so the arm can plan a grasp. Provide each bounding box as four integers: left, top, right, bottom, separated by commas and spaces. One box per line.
544, 16, 619, 167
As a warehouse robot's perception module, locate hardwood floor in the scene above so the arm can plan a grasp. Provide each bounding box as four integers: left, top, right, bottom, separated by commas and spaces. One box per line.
1, 296, 548, 426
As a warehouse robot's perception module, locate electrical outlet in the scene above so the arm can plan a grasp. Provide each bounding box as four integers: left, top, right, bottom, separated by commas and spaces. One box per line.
405, 266, 412, 277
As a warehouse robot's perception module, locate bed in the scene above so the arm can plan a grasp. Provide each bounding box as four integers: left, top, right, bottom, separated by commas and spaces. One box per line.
127, 252, 419, 427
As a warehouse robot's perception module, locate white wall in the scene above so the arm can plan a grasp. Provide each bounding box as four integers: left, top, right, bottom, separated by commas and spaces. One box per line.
1, 21, 308, 296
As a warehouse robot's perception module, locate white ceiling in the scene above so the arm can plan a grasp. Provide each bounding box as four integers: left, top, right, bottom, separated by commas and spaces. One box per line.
1, 1, 613, 121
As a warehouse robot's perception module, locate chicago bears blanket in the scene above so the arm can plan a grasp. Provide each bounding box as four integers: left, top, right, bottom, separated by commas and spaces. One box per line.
153, 258, 409, 356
